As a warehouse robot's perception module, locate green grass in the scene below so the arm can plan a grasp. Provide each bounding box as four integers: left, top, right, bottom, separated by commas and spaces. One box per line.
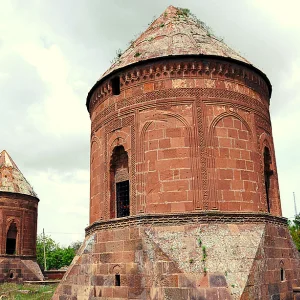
0, 283, 57, 299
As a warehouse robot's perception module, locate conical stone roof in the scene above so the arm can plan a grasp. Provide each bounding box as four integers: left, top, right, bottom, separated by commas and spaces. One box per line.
101, 5, 251, 80
0, 150, 37, 197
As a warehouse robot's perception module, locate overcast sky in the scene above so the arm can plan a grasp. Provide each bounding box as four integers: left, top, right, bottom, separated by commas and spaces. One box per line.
1, 0, 299, 246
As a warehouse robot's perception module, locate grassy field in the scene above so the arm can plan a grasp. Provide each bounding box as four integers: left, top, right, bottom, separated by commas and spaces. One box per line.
0, 283, 58, 300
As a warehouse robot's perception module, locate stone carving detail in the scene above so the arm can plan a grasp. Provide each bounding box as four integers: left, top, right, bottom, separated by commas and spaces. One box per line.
89, 58, 270, 112
195, 99, 207, 209
92, 88, 269, 133
85, 212, 287, 235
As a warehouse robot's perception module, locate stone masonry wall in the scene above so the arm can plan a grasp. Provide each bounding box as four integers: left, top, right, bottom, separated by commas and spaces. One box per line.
88, 57, 281, 222
53, 218, 300, 300
0, 192, 38, 256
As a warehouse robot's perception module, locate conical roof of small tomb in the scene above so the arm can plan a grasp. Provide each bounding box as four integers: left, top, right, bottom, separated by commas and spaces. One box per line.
0, 150, 38, 198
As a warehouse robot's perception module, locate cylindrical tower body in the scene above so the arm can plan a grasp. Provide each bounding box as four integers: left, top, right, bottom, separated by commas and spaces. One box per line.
89, 56, 281, 222
0, 150, 43, 282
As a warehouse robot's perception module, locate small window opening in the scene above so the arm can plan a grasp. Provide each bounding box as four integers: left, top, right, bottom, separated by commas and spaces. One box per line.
264, 147, 273, 213
280, 268, 285, 281
6, 222, 17, 255
116, 180, 130, 218
115, 274, 121, 286
9, 272, 14, 279
111, 76, 120, 95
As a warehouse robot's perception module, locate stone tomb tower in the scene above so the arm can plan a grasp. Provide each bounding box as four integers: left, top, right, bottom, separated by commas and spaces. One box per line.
0, 150, 43, 282
54, 6, 300, 300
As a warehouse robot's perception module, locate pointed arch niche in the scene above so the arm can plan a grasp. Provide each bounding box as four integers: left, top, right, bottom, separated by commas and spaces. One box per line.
110, 145, 130, 218
136, 110, 199, 213
6, 221, 18, 255
208, 112, 258, 212
258, 133, 281, 216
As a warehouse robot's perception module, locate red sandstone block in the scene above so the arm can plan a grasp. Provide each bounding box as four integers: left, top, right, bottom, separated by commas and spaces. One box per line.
231, 180, 244, 190
233, 119, 242, 129
241, 170, 250, 180
169, 158, 190, 169
166, 128, 182, 138
236, 160, 246, 169
173, 169, 180, 179
113, 287, 128, 298
223, 117, 234, 127
228, 128, 238, 138
98, 263, 108, 275
219, 202, 228, 211
163, 180, 189, 192
122, 251, 135, 263
145, 150, 157, 161
230, 149, 241, 159
222, 190, 235, 201
114, 228, 129, 241
152, 203, 171, 213
148, 129, 164, 140
239, 130, 248, 140
159, 149, 178, 159
180, 169, 192, 179
170, 137, 185, 148
159, 170, 173, 181
241, 150, 251, 160
106, 241, 124, 252
177, 148, 189, 158
102, 287, 113, 297
171, 202, 186, 212
219, 148, 229, 158
184, 201, 194, 211
227, 201, 241, 211
215, 127, 228, 137
143, 82, 154, 92
241, 202, 254, 211
159, 138, 171, 149
235, 139, 247, 149
246, 161, 254, 171
218, 137, 232, 148
219, 169, 233, 180
149, 140, 159, 150
123, 240, 142, 251
162, 191, 187, 202
129, 228, 140, 240
218, 180, 231, 190
148, 160, 156, 171
147, 171, 159, 184
215, 158, 227, 168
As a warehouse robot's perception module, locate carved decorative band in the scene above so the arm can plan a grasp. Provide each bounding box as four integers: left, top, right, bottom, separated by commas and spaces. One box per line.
91, 88, 269, 133
85, 212, 287, 235
89, 58, 270, 112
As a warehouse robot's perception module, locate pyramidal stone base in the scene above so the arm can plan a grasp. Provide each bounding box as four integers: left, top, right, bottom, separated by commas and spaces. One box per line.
0, 256, 44, 282
53, 213, 300, 300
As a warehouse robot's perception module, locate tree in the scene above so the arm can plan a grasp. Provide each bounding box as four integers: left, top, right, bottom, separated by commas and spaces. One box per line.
36, 234, 80, 270
288, 214, 300, 251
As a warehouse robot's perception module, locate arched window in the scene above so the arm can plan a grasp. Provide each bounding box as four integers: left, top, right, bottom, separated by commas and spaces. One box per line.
110, 146, 130, 218
264, 147, 273, 213
6, 222, 17, 255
